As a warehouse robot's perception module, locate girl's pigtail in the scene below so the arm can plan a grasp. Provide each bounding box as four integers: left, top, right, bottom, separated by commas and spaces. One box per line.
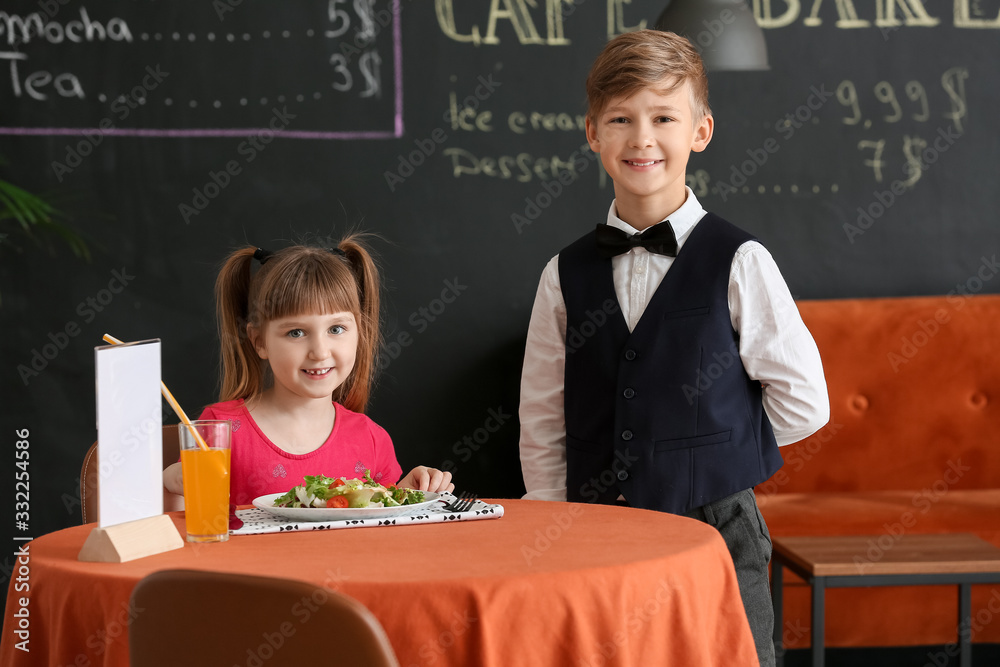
215, 247, 263, 402
336, 234, 382, 412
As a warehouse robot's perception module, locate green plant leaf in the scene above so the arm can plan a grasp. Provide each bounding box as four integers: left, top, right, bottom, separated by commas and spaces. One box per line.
0, 162, 91, 303
0, 179, 56, 226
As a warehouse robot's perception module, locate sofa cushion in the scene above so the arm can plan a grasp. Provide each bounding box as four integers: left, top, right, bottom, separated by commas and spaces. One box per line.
781, 295, 1000, 493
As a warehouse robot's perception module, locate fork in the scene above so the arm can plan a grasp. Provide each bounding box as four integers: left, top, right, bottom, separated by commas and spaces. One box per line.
444, 491, 478, 513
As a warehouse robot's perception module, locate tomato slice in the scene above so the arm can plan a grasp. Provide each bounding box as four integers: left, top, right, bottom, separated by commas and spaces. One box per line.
331, 478, 346, 488
326, 496, 349, 508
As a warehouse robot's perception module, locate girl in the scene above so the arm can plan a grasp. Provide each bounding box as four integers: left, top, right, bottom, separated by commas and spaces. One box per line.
164, 236, 454, 504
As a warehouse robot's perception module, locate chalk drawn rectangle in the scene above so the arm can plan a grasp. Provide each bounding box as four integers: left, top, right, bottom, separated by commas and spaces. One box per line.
0, 0, 403, 140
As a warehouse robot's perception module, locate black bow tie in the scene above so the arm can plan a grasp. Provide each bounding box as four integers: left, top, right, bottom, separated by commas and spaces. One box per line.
595, 222, 678, 258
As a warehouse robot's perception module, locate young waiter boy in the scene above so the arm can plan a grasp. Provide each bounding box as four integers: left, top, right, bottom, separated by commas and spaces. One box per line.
519, 30, 830, 666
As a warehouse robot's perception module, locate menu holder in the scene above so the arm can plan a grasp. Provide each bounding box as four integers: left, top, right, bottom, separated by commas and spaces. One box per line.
80, 339, 184, 562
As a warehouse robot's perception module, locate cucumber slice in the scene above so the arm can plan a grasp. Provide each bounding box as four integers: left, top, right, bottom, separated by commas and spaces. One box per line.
345, 487, 377, 508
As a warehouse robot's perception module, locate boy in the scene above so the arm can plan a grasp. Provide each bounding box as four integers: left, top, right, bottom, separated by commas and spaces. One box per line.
518, 30, 829, 667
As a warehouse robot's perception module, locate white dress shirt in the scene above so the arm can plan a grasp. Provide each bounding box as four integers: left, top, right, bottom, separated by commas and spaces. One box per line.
519, 188, 830, 501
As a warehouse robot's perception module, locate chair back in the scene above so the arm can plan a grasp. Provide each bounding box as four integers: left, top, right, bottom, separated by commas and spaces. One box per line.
81, 425, 184, 524
129, 570, 400, 667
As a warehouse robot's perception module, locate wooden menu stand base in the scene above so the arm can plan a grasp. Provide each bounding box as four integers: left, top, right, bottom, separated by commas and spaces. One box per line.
78, 514, 185, 563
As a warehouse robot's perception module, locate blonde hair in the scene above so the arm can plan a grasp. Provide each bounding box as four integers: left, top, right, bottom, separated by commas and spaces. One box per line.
215, 234, 381, 412
586, 29, 710, 122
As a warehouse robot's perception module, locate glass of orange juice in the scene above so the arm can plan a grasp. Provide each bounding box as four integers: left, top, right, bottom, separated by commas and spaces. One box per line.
179, 420, 232, 543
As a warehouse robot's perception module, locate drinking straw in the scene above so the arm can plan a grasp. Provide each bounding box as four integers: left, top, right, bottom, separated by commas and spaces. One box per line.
102, 334, 210, 452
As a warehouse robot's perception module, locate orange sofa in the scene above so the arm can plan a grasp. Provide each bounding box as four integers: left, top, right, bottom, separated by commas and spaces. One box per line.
758, 294, 1000, 650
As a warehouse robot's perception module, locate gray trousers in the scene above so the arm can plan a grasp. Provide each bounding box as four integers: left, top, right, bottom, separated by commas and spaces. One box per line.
684, 488, 775, 667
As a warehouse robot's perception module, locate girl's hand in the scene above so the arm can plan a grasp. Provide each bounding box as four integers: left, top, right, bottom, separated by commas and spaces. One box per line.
163, 461, 184, 494
399, 466, 455, 494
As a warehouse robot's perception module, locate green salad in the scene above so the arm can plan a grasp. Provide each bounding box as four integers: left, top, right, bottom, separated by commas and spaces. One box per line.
273, 470, 426, 509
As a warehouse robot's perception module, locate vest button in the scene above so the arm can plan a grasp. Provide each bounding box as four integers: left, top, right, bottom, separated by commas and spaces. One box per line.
621, 430, 633, 441
623, 388, 635, 399
617, 469, 629, 481
624, 349, 637, 361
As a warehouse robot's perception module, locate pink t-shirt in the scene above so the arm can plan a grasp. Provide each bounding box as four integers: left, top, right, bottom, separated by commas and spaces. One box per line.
198, 399, 403, 505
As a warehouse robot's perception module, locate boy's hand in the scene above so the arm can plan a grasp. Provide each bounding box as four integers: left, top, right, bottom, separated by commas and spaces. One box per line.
399, 466, 454, 494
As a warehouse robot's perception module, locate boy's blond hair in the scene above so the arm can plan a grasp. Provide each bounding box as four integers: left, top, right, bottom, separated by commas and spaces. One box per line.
586, 29, 710, 123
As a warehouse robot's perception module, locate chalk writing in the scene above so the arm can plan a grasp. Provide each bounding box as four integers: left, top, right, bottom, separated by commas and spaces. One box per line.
0, 1, 401, 139
508, 111, 586, 134
434, 0, 999, 45
834, 70, 969, 129
327, 0, 352, 39
941, 66, 969, 133
607, 0, 647, 40
754, 0, 999, 29
0, 7, 132, 101
901, 135, 927, 187
435, 0, 645, 46
445, 95, 585, 135
874, 81, 903, 122
856, 127, 963, 184
695, 124, 963, 193
858, 139, 887, 183
442, 147, 582, 182
905, 81, 930, 122
0, 8, 133, 47
686, 169, 711, 198
837, 80, 862, 125
0, 51, 83, 100
435, 0, 565, 45
447, 89, 495, 132
954, 0, 1000, 27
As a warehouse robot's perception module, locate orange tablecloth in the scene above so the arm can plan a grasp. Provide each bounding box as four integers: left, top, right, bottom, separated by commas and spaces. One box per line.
0, 500, 757, 667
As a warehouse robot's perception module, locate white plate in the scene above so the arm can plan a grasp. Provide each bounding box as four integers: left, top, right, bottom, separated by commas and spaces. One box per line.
251, 491, 442, 522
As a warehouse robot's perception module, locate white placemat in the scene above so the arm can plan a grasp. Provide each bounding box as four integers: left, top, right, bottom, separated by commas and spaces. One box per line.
231, 496, 503, 535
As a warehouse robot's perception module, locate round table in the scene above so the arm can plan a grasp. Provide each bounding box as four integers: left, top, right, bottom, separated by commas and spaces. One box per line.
0, 499, 757, 666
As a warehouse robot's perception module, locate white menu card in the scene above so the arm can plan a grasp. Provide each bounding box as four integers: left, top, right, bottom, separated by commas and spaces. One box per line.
95, 339, 163, 528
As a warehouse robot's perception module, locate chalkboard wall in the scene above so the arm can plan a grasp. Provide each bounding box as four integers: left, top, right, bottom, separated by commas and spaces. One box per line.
1, 0, 999, 584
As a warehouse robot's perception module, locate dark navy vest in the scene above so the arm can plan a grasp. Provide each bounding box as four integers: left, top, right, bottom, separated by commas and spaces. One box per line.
558, 213, 783, 514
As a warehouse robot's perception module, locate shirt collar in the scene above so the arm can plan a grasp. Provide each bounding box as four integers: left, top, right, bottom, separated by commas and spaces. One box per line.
605, 187, 706, 250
